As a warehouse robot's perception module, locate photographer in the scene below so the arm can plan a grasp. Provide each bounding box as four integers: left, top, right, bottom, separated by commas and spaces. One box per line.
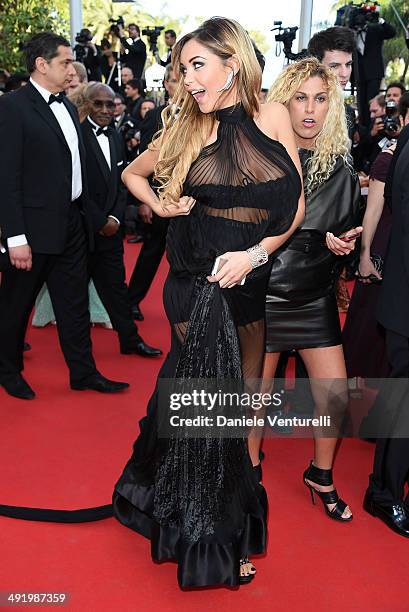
74, 28, 102, 81
100, 39, 119, 92
357, 94, 401, 174
159, 29, 176, 66
385, 81, 406, 104
118, 23, 146, 79
347, 5, 396, 127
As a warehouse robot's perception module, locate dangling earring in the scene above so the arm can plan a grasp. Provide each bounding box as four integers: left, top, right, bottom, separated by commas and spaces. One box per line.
217, 68, 236, 93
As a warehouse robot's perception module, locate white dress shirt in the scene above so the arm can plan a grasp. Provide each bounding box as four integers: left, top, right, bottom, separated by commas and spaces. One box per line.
87, 117, 120, 226
87, 116, 111, 169
8, 78, 83, 248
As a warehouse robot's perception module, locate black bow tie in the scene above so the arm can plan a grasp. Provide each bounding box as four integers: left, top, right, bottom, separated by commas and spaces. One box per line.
95, 126, 109, 137
48, 93, 64, 105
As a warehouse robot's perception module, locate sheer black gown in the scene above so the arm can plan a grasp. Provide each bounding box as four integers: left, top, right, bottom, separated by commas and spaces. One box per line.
113, 104, 301, 588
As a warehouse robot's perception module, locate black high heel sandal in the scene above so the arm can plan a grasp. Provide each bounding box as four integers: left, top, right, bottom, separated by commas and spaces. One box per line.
303, 460, 352, 522
239, 557, 256, 584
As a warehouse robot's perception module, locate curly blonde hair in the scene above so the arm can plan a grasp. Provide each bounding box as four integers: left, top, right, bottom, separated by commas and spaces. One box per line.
267, 57, 350, 194
150, 17, 262, 206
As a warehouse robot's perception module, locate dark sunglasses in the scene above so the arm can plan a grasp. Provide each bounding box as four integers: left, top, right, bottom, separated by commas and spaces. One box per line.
91, 99, 115, 109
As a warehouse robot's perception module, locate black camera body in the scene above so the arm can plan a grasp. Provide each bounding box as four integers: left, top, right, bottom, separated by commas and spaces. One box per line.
109, 16, 125, 37
272, 21, 308, 62
336, 2, 381, 30
119, 119, 139, 143
383, 100, 400, 136
75, 30, 92, 45
142, 25, 164, 54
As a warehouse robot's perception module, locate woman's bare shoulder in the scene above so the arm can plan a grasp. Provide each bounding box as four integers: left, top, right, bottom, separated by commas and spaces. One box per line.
254, 102, 291, 140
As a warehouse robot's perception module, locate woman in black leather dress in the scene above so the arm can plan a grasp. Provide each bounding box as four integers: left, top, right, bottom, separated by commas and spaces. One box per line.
249, 58, 361, 522
112, 18, 304, 588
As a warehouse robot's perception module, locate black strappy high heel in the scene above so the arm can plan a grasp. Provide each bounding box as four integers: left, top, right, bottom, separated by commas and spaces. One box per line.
303, 460, 352, 522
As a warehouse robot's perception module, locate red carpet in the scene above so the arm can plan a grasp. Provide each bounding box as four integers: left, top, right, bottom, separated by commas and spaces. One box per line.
1, 244, 408, 611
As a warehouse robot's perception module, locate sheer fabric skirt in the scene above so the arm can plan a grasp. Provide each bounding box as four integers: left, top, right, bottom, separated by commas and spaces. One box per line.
113, 271, 268, 588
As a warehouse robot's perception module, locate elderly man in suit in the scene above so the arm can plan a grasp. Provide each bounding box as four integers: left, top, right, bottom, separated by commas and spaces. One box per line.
0, 32, 129, 399
81, 82, 161, 357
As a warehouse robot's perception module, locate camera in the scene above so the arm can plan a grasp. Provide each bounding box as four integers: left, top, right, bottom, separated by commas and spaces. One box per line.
142, 25, 164, 55
119, 119, 139, 143
271, 21, 308, 62
74, 29, 93, 63
336, 2, 381, 30
383, 100, 400, 136
109, 16, 125, 37
75, 29, 93, 45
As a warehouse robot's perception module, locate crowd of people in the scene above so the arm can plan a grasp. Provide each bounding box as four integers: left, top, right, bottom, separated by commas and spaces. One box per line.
1, 14, 409, 591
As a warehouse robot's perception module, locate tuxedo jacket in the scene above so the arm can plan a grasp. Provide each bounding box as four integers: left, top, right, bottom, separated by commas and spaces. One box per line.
357, 22, 396, 80
81, 120, 127, 239
120, 38, 147, 79
378, 136, 409, 336
0, 82, 94, 254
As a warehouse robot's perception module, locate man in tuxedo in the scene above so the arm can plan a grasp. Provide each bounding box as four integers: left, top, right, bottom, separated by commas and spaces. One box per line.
160, 30, 176, 67
82, 83, 161, 357
128, 64, 177, 321
0, 32, 129, 399
118, 24, 146, 80
354, 19, 396, 127
363, 130, 409, 537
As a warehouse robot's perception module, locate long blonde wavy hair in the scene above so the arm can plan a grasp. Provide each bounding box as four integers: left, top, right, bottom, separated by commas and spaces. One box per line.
150, 17, 262, 206
267, 57, 350, 194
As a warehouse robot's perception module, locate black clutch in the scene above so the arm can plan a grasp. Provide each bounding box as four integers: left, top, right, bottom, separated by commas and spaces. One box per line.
370, 253, 384, 278
356, 253, 384, 284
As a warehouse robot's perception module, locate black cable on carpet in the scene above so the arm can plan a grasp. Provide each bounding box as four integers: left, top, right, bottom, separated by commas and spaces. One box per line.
0, 504, 113, 522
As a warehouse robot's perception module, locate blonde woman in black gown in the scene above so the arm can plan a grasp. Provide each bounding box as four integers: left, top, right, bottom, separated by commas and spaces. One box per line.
249, 58, 361, 522
112, 18, 304, 588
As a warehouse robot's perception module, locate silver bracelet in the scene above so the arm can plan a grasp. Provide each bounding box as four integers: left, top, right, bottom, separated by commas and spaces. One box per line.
246, 243, 269, 269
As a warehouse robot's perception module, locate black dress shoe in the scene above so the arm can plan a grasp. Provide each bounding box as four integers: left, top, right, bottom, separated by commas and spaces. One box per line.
1, 374, 35, 400
127, 235, 144, 244
121, 337, 162, 357
364, 492, 409, 537
131, 304, 144, 321
71, 373, 129, 393
23, 342, 32, 352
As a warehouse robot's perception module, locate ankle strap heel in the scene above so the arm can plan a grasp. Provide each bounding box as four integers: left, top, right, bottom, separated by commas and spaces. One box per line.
303, 460, 352, 523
